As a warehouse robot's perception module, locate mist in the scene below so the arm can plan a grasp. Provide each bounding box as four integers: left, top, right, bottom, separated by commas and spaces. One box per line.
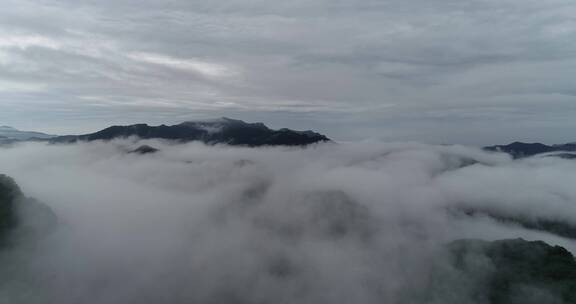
1, 140, 576, 303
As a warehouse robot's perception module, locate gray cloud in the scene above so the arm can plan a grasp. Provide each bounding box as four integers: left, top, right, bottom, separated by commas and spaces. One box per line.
1, 141, 576, 303
1, 0, 576, 143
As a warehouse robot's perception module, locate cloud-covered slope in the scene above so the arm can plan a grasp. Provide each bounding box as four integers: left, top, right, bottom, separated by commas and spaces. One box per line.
0, 141, 575, 303
0, 174, 56, 245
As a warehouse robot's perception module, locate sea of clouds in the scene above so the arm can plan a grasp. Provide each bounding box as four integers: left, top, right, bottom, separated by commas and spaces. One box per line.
0, 140, 575, 303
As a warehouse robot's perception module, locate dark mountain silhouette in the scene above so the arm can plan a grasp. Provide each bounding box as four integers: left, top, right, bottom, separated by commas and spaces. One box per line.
129, 145, 159, 154
447, 238, 576, 304
484, 141, 576, 158
546, 152, 576, 159
0, 175, 21, 237
0, 174, 57, 245
51, 118, 330, 147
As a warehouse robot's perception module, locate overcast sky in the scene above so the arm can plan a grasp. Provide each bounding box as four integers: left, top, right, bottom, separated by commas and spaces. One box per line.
1, 0, 576, 144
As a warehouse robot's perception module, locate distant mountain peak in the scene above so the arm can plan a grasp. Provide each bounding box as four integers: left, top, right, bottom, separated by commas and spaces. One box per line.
485, 141, 576, 158
180, 117, 265, 127
205, 117, 243, 123
0, 126, 55, 140
51, 118, 330, 147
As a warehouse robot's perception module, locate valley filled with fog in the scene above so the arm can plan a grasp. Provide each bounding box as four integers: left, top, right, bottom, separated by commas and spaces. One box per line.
1, 140, 576, 303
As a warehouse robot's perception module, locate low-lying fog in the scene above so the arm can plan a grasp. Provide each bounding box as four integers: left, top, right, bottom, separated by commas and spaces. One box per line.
1, 140, 576, 303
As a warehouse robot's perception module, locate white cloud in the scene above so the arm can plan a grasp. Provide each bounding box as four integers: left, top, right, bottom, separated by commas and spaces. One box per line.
0, 80, 46, 92
128, 52, 239, 78
0, 34, 61, 50
0, 140, 575, 302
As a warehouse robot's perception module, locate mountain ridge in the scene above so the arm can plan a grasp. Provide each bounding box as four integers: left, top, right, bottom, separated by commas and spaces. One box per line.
50, 117, 331, 147
484, 141, 576, 158
0, 126, 55, 141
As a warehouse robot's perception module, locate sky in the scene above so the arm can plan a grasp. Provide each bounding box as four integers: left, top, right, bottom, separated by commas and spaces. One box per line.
1, 0, 576, 145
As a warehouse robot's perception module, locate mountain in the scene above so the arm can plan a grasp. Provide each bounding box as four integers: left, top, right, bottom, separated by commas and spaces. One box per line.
129, 145, 159, 154
0, 126, 55, 140
0, 174, 57, 245
450, 206, 576, 240
0, 175, 21, 237
447, 238, 576, 304
484, 141, 576, 158
51, 118, 330, 146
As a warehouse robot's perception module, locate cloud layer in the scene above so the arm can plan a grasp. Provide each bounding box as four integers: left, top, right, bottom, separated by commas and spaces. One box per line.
1, 0, 576, 143
1, 140, 576, 303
